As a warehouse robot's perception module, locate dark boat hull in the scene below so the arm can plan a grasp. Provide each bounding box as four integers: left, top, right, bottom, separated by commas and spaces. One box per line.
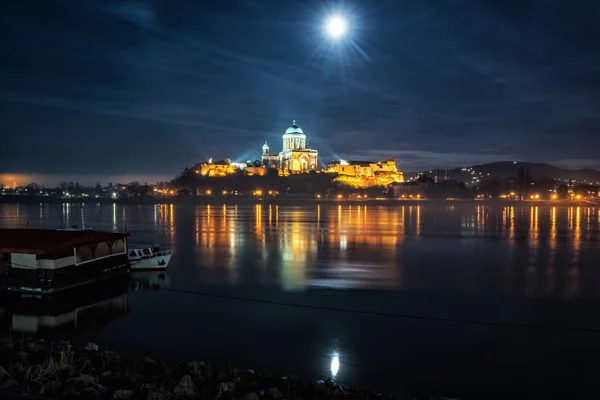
4, 254, 128, 294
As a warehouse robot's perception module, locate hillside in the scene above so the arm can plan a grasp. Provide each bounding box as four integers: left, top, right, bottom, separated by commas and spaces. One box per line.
413, 162, 600, 185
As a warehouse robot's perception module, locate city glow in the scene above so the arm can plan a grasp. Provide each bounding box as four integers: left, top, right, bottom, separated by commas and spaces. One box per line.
325, 15, 348, 39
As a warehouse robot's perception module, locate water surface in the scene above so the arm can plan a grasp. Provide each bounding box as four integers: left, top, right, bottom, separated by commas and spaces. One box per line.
2, 202, 600, 399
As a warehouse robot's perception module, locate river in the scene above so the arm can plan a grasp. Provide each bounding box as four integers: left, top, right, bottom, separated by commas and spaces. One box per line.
2, 201, 600, 399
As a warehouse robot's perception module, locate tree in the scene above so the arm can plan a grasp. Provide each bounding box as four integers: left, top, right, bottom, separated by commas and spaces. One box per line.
94, 181, 103, 195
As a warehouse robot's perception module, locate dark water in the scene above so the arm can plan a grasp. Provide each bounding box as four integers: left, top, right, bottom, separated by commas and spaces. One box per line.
2, 202, 600, 398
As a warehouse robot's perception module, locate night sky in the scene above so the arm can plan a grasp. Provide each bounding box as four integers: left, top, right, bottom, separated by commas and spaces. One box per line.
1, 0, 599, 185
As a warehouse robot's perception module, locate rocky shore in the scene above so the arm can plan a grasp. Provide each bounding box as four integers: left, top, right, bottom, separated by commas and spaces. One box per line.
0, 336, 433, 400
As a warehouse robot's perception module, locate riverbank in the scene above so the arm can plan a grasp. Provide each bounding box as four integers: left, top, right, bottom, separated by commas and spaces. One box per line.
0, 336, 441, 400
0, 195, 595, 206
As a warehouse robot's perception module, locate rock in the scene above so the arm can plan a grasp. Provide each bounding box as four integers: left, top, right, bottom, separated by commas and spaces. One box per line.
0, 365, 19, 392
64, 374, 98, 396
141, 383, 157, 392
102, 350, 121, 367
218, 381, 235, 397
79, 384, 108, 396
85, 342, 99, 352
77, 373, 96, 385
40, 381, 61, 395
268, 387, 283, 400
242, 392, 259, 400
313, 380, 327, 394
173, 375, 197, 398
14, 351, 29, 364
114, 389, 134, 399
148, 392, 166, 400
100, 370, 113, 378
23, 342, 45, 355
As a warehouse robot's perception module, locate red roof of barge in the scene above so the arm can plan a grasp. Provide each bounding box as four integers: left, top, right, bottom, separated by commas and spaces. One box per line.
0, 229, 129, 254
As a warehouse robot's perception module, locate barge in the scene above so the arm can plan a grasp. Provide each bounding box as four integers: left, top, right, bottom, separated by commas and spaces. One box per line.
0, 229, 129, 294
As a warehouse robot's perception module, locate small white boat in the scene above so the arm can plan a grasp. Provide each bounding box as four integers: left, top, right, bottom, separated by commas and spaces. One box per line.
128, 245, 173, 270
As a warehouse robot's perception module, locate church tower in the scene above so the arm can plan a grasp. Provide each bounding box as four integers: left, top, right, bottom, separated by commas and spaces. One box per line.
261, 140, 279, 168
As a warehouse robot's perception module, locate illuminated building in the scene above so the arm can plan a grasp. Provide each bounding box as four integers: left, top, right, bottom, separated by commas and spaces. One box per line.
279, 121, 319, 172
245, 166, 267, 176
197, 158, 238, 176
257, 121, 319, 172
327, 159, 404, 187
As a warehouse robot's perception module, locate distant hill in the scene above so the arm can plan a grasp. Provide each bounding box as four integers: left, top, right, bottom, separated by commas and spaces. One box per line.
412, 162, 600, 185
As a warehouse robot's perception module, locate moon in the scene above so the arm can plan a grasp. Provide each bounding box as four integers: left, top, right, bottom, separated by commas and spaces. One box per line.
325, 15, 348, 39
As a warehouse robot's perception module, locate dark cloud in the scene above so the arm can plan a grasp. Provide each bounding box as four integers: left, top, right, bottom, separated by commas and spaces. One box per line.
1, 0, 599, 183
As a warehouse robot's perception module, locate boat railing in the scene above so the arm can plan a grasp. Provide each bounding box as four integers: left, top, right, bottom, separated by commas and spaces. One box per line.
149, 250, 173, 258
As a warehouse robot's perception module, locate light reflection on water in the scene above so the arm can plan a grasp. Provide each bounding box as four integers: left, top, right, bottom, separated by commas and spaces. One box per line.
1, 203, 600, 297
4, 202, 600, 397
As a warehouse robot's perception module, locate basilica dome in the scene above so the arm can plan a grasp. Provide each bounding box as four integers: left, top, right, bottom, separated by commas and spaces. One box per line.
284, 120, 304, 135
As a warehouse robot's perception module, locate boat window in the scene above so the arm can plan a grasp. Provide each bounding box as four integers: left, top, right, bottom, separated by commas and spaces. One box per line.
113, 239, 126, 253
137, 250, 144, 257
129, 250, 137, 258
143, 248, 151, 255
95, 242, 111, 258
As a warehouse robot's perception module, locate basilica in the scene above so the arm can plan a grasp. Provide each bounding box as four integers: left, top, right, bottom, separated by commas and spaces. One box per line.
261, 121, 318, 172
